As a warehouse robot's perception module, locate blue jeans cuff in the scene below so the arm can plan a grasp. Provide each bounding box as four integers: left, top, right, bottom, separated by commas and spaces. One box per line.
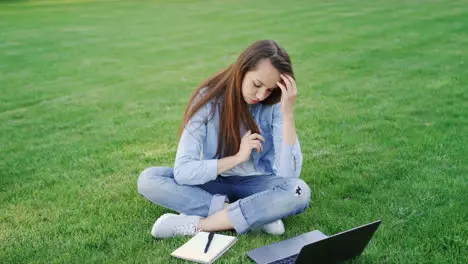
227, 200, 250, 234
208, 194, 227, 216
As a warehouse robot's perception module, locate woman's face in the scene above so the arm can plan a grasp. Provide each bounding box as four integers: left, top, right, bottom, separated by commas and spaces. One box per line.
242, 59, 281, 105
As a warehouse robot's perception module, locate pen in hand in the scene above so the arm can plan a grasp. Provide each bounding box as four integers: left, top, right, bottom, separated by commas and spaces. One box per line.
204, 232, 215, 253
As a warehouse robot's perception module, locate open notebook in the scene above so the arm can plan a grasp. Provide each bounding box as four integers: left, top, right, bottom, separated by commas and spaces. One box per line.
171, 232, 237, 264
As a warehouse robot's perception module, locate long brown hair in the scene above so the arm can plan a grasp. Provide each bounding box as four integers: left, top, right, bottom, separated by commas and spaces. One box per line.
178, 40, 294, 158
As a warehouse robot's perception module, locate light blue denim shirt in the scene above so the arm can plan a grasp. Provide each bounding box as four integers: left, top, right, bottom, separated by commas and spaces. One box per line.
173, 91, 303, 185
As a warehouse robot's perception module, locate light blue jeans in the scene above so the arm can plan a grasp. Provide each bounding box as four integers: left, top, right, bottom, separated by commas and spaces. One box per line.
137, 166, 311, 234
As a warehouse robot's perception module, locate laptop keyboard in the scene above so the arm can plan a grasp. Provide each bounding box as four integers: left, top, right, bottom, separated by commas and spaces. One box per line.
270, 254, 298, 264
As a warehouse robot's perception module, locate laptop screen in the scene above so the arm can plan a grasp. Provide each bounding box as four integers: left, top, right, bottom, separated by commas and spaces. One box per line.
294, 220, 381, 264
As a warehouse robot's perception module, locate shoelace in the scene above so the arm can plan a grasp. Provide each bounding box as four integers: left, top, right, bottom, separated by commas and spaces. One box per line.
174, 223, 197, 236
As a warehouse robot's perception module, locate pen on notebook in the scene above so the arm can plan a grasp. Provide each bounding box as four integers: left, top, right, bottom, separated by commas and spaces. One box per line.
204, 232, 215, 253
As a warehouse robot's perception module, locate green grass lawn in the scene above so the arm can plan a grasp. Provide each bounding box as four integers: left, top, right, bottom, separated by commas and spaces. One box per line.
1, 0, 467, 263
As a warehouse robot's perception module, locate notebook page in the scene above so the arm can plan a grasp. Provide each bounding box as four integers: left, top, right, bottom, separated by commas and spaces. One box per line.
171, 232, 237, 264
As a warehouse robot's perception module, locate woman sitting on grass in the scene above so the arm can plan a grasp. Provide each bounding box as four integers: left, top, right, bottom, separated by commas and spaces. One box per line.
137, 40, 311, 238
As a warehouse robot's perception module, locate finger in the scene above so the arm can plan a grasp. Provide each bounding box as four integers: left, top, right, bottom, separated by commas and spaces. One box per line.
254, 140, 263, 152
243, 130, 252, 138
280, 74, 292, 90
249, 142, 260, 153
248, 139, 262, 145
249, 139, 263, 149
249, 133, 265, 142
285, 74, 297, 94
284, 74, 295, 86
250, 141, 263, 153
277, 81, 287, 97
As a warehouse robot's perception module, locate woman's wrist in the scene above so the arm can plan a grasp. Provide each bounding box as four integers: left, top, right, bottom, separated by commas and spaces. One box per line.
233, 153, 245, 164
217, 155, 243, 175
282, 113, 295, 123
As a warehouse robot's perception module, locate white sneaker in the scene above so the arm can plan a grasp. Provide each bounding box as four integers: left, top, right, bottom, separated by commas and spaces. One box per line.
151, 213, 201, 238
261, 219, 285, 235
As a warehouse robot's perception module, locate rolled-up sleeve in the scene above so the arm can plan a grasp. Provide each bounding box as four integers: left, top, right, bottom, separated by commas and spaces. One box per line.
271, 103, 303, 178
173, 102, 218, 185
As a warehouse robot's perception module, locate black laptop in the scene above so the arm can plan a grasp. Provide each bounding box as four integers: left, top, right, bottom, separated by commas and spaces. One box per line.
247, 220, 381, 264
